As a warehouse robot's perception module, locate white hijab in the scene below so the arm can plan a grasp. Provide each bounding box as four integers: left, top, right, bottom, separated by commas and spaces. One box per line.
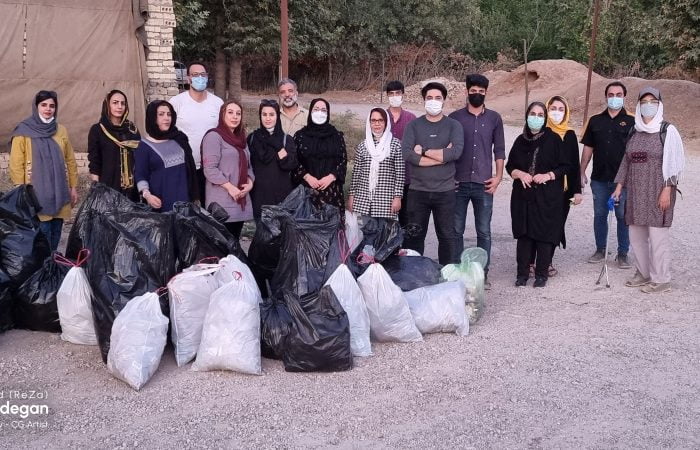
365, 111, 393, 193
634, 101, 685, 184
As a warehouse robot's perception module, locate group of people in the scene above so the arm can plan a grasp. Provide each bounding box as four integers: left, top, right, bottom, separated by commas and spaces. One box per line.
7, 62, 685, 294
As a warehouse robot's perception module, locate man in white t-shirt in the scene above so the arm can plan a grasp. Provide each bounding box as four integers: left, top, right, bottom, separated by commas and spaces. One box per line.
169, 62, 223, 204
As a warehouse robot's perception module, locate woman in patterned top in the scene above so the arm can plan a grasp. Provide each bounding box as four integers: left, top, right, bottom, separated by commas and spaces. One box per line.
612, 87, 685, 294
347, 108, 404, 220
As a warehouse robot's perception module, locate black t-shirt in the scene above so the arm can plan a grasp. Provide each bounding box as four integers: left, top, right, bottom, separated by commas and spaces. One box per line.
581, 109, 635, 182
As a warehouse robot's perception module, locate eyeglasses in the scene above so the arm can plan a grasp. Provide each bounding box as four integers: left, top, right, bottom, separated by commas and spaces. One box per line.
370, 119, 385, 124
260, 99, 279, 106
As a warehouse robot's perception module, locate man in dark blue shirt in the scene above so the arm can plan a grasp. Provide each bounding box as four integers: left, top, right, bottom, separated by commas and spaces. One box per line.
449, 74, 505, 289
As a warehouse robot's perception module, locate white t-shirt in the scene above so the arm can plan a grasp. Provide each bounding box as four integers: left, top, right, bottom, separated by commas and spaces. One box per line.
169, 90, 224, 169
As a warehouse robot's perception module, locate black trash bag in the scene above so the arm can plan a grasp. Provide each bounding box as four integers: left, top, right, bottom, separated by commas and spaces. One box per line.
13, 254, 69, 332
0, 270, 13, 333
348, 217, 404, 277
283, 285, 353, 372
206, 201, 230, 223
172, 201, 248, 270
381, 255, 442, 292
0, 185, 51, 287
260, 296, 294, 360
84, 210, 176, 362
65, 183, 145, 260
270, 202, 341, 297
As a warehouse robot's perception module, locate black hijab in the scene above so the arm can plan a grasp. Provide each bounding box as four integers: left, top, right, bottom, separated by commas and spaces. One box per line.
522, 101, 548, 141
296, 98, 343, 159
99, 89, 139, 140
248, 101, 286, 164
144, 100, 200, 202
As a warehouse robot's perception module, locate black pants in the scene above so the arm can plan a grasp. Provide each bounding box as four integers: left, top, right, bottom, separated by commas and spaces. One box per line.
529, 198, 572, 265
517, 237, 554, 278
398, 184, 411, 227
404, 189, 458, 265
197, 168, 206, 205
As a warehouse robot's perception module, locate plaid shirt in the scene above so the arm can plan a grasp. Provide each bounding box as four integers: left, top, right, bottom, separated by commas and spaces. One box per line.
350, 137, 405, 219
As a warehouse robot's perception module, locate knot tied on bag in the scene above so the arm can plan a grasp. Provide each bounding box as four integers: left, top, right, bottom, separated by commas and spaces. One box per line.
54, 249, 91, 268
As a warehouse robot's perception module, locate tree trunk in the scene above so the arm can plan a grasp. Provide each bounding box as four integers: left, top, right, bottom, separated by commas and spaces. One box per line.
214, 15, 227, 99
228, 55, 242, 102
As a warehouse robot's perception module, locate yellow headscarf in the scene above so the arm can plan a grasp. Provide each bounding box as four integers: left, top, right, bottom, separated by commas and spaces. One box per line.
546, 96, 573, 140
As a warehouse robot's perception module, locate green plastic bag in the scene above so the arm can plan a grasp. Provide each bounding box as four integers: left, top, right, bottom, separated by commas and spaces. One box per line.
440, 248, 486, 325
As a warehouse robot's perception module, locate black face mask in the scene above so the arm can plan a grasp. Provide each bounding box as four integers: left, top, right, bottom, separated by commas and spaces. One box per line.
468, 93, 486, 108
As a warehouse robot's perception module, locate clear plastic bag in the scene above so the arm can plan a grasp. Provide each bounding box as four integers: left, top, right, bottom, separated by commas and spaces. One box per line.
168, 264, 221, 366
344, 210, 363, 252
405, 281, 469, 336
324, 264, 372, 357
107, 292, 169, 391
441, 247, 486, 325
357, 264, 422, 343
57, 251, 97, 345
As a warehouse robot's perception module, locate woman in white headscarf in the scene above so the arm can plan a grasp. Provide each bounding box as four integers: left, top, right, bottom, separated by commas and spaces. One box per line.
612, 87, 685, 294
347, 107, 405, 220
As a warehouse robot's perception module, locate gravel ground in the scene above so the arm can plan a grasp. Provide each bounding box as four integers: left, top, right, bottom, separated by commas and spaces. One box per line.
1, 125, 698, 448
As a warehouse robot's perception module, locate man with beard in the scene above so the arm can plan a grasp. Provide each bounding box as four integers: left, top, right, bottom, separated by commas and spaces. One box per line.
278, 78, 309, 136
449, 74, 505, 289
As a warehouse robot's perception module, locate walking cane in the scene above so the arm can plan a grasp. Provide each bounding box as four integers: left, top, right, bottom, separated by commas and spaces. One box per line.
596, 196, 618, 288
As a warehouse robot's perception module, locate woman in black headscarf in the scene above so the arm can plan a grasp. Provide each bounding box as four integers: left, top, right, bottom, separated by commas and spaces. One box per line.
505, 101, 569, 288
293, 98, 347, 214
133, 100, 199, 212
10, 90, 78, 252
247, 99, 298, 219
87, 90, 141, 200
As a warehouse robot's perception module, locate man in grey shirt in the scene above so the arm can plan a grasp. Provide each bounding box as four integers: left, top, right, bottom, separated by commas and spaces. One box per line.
402, 82, 464, 265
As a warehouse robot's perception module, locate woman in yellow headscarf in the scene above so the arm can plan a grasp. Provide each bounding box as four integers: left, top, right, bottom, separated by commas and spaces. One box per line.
539, 96, 582, 276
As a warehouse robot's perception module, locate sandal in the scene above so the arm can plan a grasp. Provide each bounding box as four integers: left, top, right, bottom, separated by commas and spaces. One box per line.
548, 265, 558, 277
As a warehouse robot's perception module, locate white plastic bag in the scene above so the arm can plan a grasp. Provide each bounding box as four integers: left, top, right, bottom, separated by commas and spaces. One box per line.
214, 254, 258, 287
405, 281, 469, 336
193, 269, 262, 375
441, 247, 486, 325
168, 264, 221, 366
107, 292, 169, 390
324, 264, 372, 357
344, 210, 363, 252
57, 257, 98, 345
357, 264, 422, 343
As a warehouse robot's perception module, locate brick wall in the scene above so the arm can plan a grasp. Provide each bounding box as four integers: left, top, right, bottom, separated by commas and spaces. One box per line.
1, 152, 91, 175
144, 0, 180, 102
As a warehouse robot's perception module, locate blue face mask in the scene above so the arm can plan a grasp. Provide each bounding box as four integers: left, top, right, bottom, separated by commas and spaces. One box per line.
527, 115, 545, 131
607, 96, 624, 110
191, 76, 208, 92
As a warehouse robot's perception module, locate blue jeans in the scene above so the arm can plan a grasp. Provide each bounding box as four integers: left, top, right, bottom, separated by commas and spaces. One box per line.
591, 180, 629, 254
39, 218, 63, 253
454, 182, 493, 273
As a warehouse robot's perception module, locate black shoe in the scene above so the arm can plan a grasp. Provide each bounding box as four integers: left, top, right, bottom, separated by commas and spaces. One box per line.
515, 276, 528, 287
533, 276, 547, 288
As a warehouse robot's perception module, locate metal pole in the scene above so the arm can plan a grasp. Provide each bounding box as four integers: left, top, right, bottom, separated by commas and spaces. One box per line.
583, 0, 601, 126
280, 0, 289, 80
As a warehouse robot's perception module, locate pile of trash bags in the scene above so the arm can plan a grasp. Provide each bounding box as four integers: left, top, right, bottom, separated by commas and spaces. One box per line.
1, 183, 488, 391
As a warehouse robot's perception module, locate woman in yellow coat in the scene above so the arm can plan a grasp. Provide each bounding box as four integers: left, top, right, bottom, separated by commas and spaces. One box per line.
10, 90, 78, 251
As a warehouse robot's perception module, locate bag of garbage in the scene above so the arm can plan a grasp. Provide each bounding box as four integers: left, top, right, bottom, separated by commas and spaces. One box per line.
357, 263, 423, 343
0, 270, 12, 332
107, 292, 169, 391
85, 210, 177, 362
283, 285, 353, 372
260, 296, 293, 360
441, 247, 486, 325
344, 210, 363, 252
56, 250, 98, 345
13, 253, 69, 332
193, 269, 262, 375
168, 264, 221, 366
324, 264, 371, 357
65, 183, 144, 260
381, 255, 442, 292
0, 185, 51, 287
348, 217, 403, 277
172, 202, 248, 271
405, 281, 469, 336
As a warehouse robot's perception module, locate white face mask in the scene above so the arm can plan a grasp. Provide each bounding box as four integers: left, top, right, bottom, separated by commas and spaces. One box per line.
265, 126, 275, 133
425, 99, 443, 116
311, 111, 327, 125
388, 95, 403, 108
549, 111, 565, 125
371, 130, 383, 138
640, 103, 659, 119
39, 115, 55, 124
